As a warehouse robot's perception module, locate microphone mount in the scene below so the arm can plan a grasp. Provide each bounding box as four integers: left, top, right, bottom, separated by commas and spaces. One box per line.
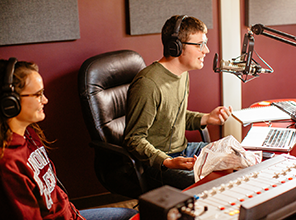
213, 31, 262, 83
213, 24, 296, 83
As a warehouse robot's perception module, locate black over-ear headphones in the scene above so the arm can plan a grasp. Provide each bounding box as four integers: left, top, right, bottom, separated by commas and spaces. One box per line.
165, 15, 188, 57
0, 57, 21, 118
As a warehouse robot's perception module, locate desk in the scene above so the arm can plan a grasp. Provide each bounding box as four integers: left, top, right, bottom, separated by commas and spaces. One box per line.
130, 99, 296, 220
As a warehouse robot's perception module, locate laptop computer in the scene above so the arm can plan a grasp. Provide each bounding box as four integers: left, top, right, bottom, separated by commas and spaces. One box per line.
241, 126, 296, 152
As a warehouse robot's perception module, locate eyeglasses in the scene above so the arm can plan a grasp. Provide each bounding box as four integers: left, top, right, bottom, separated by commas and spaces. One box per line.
20, 89, 45, 103
182, 40, 208, 52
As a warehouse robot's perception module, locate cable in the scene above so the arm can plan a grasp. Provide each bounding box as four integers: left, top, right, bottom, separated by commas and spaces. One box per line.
254, 50, 274, 74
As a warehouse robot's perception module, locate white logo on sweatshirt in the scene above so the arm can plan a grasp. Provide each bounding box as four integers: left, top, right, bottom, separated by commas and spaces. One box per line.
27, 146, 56, 210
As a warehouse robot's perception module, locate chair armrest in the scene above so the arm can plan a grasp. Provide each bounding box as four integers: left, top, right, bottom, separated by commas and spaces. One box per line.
198, 127, 211, 143
89, 140, 132, 158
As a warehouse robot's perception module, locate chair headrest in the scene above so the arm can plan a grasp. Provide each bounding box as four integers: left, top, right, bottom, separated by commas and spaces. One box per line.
78, 50, 146, 143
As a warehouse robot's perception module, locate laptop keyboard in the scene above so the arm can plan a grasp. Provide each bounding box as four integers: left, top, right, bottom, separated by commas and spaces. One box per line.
263, 128, 296, 148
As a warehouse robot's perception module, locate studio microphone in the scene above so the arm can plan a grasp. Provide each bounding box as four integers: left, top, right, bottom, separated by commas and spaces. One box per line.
213, 53, 273, 75
220, 59, 273, 74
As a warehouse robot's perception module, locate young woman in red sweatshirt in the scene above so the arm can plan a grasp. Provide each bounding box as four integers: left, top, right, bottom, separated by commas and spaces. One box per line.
0, 58, 137, 220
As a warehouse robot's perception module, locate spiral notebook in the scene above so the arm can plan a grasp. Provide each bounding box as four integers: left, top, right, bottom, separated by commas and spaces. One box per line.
232, 106, 291, 126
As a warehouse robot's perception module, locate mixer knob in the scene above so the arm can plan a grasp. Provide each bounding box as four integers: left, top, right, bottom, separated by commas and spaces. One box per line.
210, 187, 218, 195
252, 172, 259, 178
236, 178, 243, 185
219, 184, 226, 192
187, 203, 194, 209
243, 175, 250, 181
227, 181, 235, 188
273, 172, 280, 178
200, 191, 209, 199
198, 193, 205, 199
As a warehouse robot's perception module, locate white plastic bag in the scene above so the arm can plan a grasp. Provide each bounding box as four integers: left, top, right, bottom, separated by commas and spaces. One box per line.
194, 135, 262, 182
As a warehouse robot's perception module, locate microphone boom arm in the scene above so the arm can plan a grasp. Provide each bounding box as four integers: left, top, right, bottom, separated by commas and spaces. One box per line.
251, 24, 296, 47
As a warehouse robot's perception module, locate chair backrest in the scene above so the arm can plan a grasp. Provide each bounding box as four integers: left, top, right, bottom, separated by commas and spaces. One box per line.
78, 50, 146, 145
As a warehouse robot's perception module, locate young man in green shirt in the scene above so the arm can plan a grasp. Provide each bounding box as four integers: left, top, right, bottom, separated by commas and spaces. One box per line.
124, 15, 232, 190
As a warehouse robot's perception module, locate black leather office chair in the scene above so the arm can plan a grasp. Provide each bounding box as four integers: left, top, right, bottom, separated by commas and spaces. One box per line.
78, 50, 147, 198
78, 50, 211, 199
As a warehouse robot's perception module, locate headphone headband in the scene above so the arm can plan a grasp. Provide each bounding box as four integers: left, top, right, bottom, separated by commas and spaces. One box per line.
172, 15, 188, 37
3, 57, 17, 92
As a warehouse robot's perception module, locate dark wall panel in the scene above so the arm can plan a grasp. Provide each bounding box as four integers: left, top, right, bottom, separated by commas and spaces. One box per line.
246, 0, 296, 26
0, 0, 80, 46
129, 0, 213, 35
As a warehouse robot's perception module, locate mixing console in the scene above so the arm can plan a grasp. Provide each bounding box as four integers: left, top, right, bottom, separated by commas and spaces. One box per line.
188, 155, 296, 219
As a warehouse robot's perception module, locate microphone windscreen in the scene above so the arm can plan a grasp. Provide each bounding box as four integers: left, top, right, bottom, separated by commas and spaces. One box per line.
213, 53, 219, 72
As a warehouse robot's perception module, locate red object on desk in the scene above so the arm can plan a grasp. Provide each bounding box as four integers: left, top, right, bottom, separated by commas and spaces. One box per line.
130, 214, 139, 220
130, 214, 140, 220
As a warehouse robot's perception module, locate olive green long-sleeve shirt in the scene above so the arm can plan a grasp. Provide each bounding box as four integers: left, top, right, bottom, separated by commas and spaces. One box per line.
124, 62, 205, 170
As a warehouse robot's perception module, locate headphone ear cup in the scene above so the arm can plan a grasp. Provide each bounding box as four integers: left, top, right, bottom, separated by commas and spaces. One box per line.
164, 15, 187, 57
1, 57, 20, 118
0, 92, 21, 118
167, 37, 183, 57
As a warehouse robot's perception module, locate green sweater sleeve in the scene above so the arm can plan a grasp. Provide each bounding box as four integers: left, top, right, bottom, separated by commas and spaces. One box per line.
186, 110, 206, 130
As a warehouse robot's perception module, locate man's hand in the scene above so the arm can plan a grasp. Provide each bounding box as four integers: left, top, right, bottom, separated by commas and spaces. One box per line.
201, 106, 232, 126
162, 155, 198, 170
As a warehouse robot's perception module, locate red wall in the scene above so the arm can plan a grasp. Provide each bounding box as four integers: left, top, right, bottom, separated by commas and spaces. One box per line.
240, 0, 296, 108
0, 0, 221, 198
